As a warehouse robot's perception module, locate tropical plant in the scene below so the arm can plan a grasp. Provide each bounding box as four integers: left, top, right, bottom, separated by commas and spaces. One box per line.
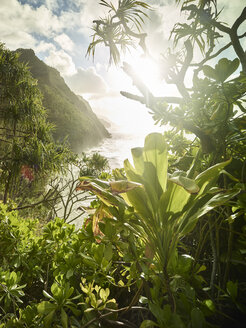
79, 152, 110, 177
0, 43, 71, 205
77, 132, 242, 326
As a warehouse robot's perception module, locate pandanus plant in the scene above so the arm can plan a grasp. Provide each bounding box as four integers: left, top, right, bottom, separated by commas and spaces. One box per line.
77, 133, 239, 311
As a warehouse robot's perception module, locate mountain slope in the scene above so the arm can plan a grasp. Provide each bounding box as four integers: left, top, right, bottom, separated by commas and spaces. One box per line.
16, 49, 110, 152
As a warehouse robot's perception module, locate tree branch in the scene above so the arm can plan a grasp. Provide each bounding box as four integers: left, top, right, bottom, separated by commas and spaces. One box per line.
179, 40, 193, 80
122, 62, 155, 106
9, 188, 60, 212
230, 7, 246, 72
80, 306, 148, 328
120, 93, 215, 153
122, 20, 148, 54
120, 91, 183, 104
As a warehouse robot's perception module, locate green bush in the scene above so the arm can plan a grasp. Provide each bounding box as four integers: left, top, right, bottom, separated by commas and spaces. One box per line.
0, 203, 142, 327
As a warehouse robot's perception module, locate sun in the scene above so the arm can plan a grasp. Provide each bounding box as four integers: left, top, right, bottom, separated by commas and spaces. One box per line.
124, 51, 162, 94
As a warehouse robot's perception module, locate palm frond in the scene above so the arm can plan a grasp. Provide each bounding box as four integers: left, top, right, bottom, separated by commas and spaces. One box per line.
99, 0, 116, 12
87, 0, 151, 64
86, 37, 104, 61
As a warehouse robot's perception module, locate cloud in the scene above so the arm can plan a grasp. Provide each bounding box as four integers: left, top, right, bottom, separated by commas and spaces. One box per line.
218, 1, 245, 28
0, 0, 82, 52
45, 0, 58, 11
34, 41, 56, 53
144, 3, 184, 56
0, 0, 64, 39
0, 30, 37, 50
65, 66, 108, 95
54, 33, 74, 51
44, 49, 76, 75
75, 0, 110, 36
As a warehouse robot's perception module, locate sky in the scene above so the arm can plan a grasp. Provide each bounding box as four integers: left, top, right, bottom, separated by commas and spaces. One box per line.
0, 0, 245, 136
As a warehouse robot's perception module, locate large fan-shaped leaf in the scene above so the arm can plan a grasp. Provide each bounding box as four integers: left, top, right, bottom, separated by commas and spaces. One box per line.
143, 133, 168, 192
195, 159, 231, 196
158, 181, 191, 219
131, 147, 144, 174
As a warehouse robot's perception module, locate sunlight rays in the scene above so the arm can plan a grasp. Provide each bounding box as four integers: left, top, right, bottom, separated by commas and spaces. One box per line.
124, 51, 162, 94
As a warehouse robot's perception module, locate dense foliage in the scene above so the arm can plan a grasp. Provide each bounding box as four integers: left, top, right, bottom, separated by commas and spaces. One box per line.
0, 44, 72, 205
0, 135, 245, 326
0, 204, 128, 327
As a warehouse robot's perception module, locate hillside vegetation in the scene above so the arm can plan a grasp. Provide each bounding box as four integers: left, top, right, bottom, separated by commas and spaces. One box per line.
17, 49, 110, 152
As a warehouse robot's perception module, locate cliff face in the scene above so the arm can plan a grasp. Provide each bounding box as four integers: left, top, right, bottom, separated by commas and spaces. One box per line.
16, 49, 110, 152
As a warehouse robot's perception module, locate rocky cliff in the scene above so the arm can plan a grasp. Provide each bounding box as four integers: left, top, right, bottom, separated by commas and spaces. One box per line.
16, 49, 110, 152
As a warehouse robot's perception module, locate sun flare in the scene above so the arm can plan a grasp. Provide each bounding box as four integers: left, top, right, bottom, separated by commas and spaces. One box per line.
124, 52, 162, 93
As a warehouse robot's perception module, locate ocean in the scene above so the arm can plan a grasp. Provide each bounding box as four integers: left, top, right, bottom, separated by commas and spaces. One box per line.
87, 131, 147, 169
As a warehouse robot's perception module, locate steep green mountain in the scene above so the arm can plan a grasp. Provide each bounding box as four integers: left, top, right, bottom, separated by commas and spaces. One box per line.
16, 49, 110, 152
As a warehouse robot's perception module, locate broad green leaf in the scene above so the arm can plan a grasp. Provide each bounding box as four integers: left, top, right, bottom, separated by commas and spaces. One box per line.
203, 58, 239, 82
149, 302, 170, 326
203, 189, 241, 209
139, 296, 148, 304
123, 159, 153, 217
94, 244, 105, 264
109, 180, 142, 193
140, 320, 159, 327
77, 179, 121, 207
204, 299, 215, 312
227, 281, 238, 301
179, 188, 240, 235
132, 147, 144, 174
44, 310, 56, 328
65, 286, 74, 299
51, 283, 61, 299
191, 308, 204, 328
168, 174, 199, 194
61, 308, 68, 328
106, 298, 116, 304
90, 293, 97, 308
99, 288, 110, 302
66, 269, 74, 279
104, 244, 113, 261
122, 187, 153, 219
158, 182, 190, 217
172, 313, 186, 328
203, 65, 217, 80
77, 178, 109, 192
124, 159, 144, 184
84, 307, 95, 313
104, 220, 116, 238
37, 301, 56, 315
215, 58, 239, 82
196, 264, 206, 274
143, 133, 168, 192
143, 161, 162, 206
195, 159, 231, 196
